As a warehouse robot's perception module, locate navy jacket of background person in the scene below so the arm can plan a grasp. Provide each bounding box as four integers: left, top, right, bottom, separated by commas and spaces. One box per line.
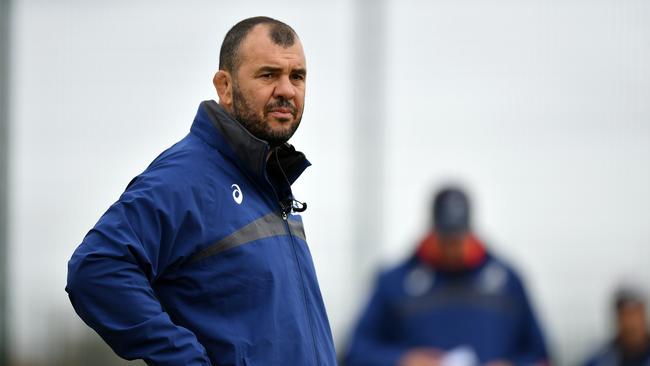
583, 339, 650, 366
66, 100, 337, 366
343, 235, 549, 366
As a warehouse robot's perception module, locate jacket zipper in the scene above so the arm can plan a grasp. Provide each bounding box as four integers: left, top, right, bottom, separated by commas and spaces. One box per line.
265, 148, 320, 365
281, 212, 321, 366
266, 188, 320, 365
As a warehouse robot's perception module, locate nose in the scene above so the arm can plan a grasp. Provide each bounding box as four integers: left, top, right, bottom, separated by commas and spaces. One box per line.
273, 75, 296, 100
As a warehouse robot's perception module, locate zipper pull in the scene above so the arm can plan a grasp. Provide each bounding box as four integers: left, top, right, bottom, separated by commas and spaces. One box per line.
279, 200, 290, 220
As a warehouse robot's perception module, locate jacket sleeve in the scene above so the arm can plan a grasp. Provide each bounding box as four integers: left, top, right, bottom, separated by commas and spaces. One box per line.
343, 274, 407, 366
509, 272, 549, 365
66, 177, 212, 366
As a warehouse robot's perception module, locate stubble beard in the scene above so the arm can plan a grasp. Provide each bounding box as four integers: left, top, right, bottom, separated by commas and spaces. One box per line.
231, 83, 302, 147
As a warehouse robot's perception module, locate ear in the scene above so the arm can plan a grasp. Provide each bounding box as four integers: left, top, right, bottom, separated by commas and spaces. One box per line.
213, 70, 233, 108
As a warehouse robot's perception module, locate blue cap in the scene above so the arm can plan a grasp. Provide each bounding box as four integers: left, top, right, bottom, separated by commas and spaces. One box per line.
433, 187, 470, 234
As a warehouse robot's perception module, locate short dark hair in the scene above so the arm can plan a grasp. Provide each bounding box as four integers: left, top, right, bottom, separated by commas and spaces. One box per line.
614, 285, 646, 311
219, 16, 298, 73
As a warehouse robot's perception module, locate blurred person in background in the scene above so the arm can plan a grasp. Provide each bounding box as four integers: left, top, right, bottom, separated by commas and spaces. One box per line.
583, 286, 650, 366
66, 16, 337, 365
343, 186, 549, 366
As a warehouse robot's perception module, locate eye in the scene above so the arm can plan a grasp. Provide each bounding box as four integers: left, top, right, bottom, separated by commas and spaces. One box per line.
291, 73, 305, 81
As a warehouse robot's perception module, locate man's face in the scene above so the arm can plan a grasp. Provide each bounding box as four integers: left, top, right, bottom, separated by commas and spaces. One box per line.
617, 303, 648, 350
230, 25, 306, 146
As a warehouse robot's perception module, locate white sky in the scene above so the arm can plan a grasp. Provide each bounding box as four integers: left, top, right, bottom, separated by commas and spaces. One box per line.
8, 0, 650, 365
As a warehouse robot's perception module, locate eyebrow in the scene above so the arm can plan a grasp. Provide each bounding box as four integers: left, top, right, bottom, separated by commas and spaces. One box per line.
256, 66, 307, 76
292, 68, 307, 76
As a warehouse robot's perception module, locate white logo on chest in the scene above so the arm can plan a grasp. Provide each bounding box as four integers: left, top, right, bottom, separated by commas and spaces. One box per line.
231, 184, 243, 204
404, 266, 435, 297
478, 262, 507, 294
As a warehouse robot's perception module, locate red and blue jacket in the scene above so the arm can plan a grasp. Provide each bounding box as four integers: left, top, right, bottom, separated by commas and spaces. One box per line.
344, 234, 549, 366
66, 100, 337, 366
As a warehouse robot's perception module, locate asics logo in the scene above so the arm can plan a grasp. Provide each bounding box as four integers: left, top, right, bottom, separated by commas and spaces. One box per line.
231, 184, 243, 205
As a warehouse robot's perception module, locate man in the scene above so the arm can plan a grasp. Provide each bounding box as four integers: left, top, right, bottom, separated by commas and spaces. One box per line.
66, 17, 337, 366
343, 186, 549, 366
584, 286, 650, 366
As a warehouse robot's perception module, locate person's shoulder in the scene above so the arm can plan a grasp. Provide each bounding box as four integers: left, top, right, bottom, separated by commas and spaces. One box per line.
476, 253, 533, 297
123, 134, 228, 200
154, 133, 231, 177
152, 133, 221, 168
582, 341, 618, 366
373, 256, 422, 291
482, 252, 522, 280
380, 256, 419, 277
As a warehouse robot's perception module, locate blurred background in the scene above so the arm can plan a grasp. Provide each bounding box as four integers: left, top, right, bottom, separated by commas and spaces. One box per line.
1, 0, 649, 365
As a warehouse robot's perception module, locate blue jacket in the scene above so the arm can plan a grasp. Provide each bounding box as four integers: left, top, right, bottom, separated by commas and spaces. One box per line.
583, 339, 650, 366
344, 252, 548, 366
66, 100, 337, 366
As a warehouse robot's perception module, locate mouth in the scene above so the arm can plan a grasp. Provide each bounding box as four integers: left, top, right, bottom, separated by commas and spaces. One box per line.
267, 107, 295, 120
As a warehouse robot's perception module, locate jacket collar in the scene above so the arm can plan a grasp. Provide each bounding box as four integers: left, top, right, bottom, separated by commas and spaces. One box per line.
415, 231, 487, 272
190, 100, 311, 188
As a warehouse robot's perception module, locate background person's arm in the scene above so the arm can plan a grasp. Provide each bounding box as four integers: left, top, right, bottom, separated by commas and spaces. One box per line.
344, 273, 415, 366
509, 271, 549, 365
